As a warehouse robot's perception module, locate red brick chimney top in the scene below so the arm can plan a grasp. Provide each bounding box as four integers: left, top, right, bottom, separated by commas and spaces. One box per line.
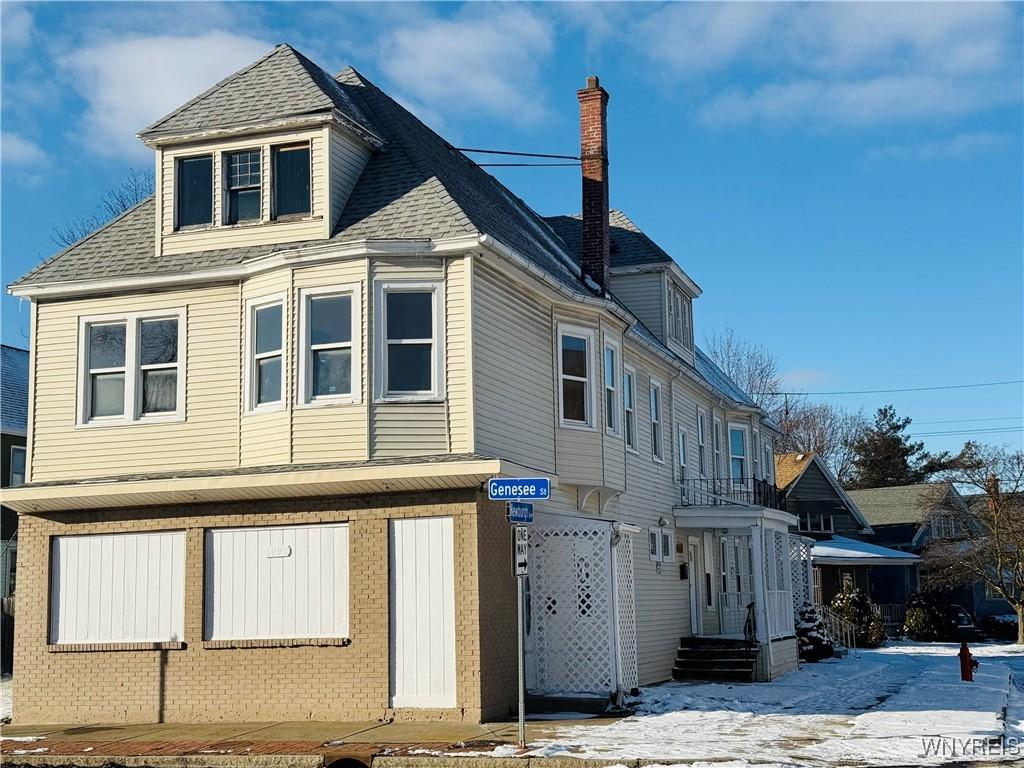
578, 75, 610, 292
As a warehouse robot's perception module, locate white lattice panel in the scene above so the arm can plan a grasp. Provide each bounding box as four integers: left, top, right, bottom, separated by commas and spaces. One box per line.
613, 531, 639, 692
789, 537, 812, 607
773, 531, 787, 591
529, 525, 614, 694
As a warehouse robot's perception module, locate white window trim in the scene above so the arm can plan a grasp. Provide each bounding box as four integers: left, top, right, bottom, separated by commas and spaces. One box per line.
728, 422, 751, 489
76, 309, 187, 428
296, 283, 362, 408
557, 323, 597, 430
9, 445, 26, 487
650, 377, 665, 463
649, 525, 675, 563
648, 527, 662, 562
603, 337, 622, 438
676, 426, 688, 483
752, 429, 761, 479
243, 294, 287, 414
174, 153, 216, 232
763, 438, 775, 484
373, 281, 446, 402
713, 416, 723, 481
697, 407, 708, 478
623, 363, 638, 453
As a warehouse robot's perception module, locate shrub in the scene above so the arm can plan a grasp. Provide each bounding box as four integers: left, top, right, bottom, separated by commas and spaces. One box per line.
903, 592, 959, 641
796, 602, 835, 661
830, 586, 886, 648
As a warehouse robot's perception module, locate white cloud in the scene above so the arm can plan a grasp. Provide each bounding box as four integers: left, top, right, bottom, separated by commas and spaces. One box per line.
868, 131, 1013, 162
57, 31, 272, 159
1, 132, 48, 166
635, 1, 1021, 126
376, 6, 555, 127
1, 3, 34, 54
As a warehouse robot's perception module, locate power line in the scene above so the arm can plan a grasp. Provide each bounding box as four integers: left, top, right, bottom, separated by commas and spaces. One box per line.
449, 145, 581, 161
477, 162, 580, 167
906, 426, 1023, 438
912, 415, 1023, 425
770, 379, 1023, 396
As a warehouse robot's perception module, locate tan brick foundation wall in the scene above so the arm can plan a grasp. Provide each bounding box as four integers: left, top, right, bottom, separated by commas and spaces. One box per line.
12, 489, 517, 725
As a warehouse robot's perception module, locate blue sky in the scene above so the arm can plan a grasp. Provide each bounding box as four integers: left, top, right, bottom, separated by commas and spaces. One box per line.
2, 2, 1021, 456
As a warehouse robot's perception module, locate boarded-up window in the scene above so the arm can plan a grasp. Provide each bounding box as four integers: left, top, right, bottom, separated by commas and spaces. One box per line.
204, 523, 349, 640
50, 531, 185, 644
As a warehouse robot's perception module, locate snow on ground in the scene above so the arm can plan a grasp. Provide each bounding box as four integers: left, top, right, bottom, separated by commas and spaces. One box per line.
0, 675, 11, 721
517, 642, 1024, 767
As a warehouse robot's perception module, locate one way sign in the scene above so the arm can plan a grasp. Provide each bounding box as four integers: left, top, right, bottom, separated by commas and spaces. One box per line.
513, 525, 529, 576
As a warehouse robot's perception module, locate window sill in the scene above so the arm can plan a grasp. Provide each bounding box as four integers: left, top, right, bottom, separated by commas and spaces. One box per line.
373, 396, 445, 405
559, 420, 597, 433
243, 403, 287, 417
202, 637, 350, 650
75, 415, 186, 430
48, 641, 186, 653
294, 397, 361, 410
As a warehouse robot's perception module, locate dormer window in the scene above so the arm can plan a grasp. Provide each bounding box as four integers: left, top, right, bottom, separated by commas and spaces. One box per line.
226, 150, 262, 224
176, 155, 213, 228
667, 283, 691, 349
273, 144, 311, 218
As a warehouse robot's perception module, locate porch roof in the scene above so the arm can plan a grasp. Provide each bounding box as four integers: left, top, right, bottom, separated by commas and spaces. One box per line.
812, 535, 920, 566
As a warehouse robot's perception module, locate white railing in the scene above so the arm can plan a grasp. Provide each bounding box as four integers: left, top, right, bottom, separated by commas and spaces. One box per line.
767, 590, 794, 638
817, 603, 858, 656
719, 591, 755, 636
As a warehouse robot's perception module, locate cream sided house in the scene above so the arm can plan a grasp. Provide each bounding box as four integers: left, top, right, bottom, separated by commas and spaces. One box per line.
2, 45, 810, 725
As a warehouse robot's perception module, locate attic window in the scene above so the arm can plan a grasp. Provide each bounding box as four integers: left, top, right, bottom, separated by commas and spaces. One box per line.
226, 150, 262, 224
273, 144, 311, 218
176, 155, 212, 228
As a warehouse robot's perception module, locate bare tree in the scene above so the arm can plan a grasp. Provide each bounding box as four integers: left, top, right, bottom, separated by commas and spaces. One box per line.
52, 167, 154, 248
778, 402, 867, 486
921, 442, 1024, 643
704, 327, 783, 417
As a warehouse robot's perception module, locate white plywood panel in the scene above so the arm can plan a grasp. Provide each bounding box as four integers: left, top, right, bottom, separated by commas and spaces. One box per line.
50, 531, 185, 644
389, 516, 455, 708
204, 523, 349, 640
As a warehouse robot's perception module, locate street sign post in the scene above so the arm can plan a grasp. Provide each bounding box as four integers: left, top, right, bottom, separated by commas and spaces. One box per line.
513, 525, 529, 747
507, 501, 534, 525
513, 525, 529, 575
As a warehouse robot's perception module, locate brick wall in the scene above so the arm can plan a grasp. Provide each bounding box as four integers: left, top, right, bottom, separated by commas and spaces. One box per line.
12, 489, 517, 724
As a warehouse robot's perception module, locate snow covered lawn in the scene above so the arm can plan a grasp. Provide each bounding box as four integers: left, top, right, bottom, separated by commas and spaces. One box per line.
520, 642, 1024, 766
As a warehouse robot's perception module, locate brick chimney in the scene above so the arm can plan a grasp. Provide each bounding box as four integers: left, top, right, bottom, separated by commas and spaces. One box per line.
578, 75, 610, 292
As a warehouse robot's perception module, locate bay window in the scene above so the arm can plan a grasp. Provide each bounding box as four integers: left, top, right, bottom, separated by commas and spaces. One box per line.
729, 424, 748, 487
677, 427, 687, 482
697, 408, 707, 476
558, 326, 594, 427
299, 285, 361, 404
604, 342, 620, 436
78, 310, 185, 425
650, 378, 663, 461
246, 298, 284, 410
375, 282, 444, 400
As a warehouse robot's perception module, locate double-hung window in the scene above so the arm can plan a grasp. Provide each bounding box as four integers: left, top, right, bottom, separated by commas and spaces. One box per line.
247, 298, 284, 410
226, 150, 261, 224
299, 285, 361, 404
375, 283, 444, 400
697, 408, 707, 476
9, 446, 25, 486
79, 310, 185, 424
273, 144, 311, 218
713, 418, 723, 480
729, 424, 748, 488
558, 326, 594, 428
604, 342, 620, 436
623, 365, 637, 450
649, 526, 675, 563
176, 154, 213, 228
650, 379, 664, 461
676, 427, 688, 482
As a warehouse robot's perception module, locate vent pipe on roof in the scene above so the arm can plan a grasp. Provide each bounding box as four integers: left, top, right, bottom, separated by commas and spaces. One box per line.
578, 75, 610, 293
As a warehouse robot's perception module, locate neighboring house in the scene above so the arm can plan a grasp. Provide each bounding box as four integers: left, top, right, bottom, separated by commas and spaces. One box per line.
775, 452, 918, 632
847, 483, 1011, 621
2, 46, 805, 725
1, 344, 28, 675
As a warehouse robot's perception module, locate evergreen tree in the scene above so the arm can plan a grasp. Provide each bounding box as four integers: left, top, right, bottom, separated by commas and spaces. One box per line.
848, 405, 953, 489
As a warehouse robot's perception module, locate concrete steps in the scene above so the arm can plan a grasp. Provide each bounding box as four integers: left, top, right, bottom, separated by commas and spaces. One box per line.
672, 636, 758, 683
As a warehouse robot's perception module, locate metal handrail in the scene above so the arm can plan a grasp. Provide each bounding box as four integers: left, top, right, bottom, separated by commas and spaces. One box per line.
816, 603, 858, 657
679, 477, 784, 510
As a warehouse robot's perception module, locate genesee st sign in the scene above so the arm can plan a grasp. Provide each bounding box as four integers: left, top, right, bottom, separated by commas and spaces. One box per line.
487, 477, 550, 501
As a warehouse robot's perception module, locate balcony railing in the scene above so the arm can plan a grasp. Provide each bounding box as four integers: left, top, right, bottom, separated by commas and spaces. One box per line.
679, 477, 784, 510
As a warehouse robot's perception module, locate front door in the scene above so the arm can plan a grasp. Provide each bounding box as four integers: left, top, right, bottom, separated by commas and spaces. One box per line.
688, 539, 703, 635
389, 517, 456, 708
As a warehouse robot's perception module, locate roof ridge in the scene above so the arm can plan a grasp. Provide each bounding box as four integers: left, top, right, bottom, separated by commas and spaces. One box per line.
11, 196, 155, 288
139, 44, 290, 137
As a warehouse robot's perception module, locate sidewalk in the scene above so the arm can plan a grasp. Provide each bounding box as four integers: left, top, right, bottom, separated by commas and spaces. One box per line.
0, 717, 620, 767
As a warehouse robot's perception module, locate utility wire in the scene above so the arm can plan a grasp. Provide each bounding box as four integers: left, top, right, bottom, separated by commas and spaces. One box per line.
912, 415, 1023, 426
905, 426, 1023, 438
477, 162, 581, 167
449, 145, 581, 161
769, 379, 1023, 396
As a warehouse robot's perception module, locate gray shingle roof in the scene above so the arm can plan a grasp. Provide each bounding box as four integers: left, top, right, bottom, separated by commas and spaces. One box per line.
694, 347, 757, 407
1, 345, 29, 434
544, 210, 674, 269
846, 483, 952, 526
140, 44, 379, 140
